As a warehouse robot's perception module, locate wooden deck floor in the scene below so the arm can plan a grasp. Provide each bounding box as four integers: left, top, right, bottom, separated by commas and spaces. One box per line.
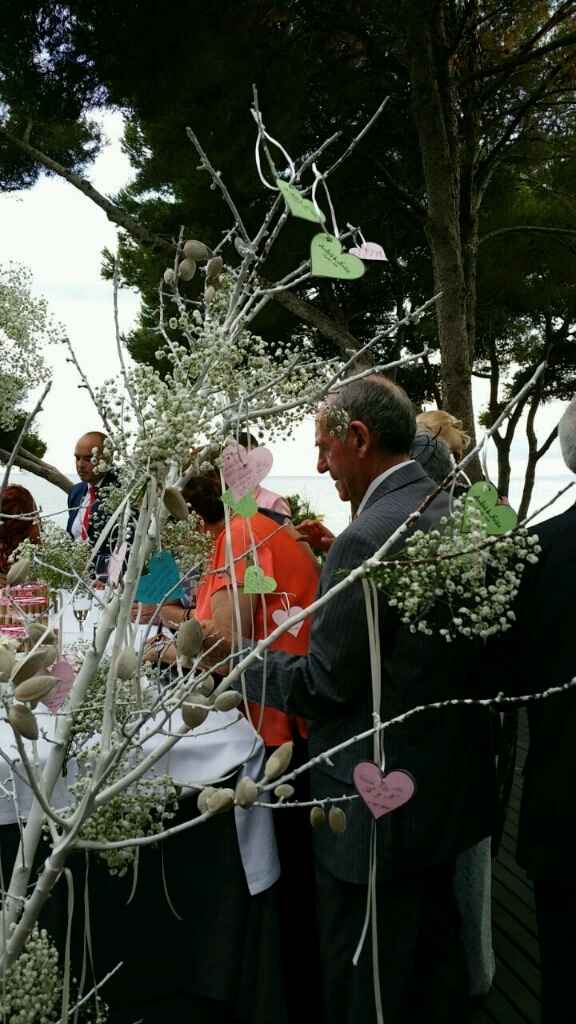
471, 713, 541, 1024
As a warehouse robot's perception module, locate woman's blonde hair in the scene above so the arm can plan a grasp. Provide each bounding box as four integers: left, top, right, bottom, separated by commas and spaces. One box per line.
416, 410, 471, 461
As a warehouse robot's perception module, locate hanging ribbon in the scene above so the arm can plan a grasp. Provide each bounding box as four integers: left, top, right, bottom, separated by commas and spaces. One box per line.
352, 580, 385, 1024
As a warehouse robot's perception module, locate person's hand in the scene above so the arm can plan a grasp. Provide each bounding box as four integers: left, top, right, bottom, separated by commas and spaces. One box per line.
296, 518, 336, 554
159, 604, 188, 629
131, 602, 161, 625
198, 619, 231, 674
142, 638, 163, 664
142, 637, 176, 665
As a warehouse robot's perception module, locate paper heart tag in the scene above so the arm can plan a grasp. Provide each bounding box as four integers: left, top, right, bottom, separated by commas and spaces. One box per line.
276, 179, 326, 224
311, 233, 366, 280
222, 443, 273, 500
135, 551, 185, 604
466, 481, 518, 535
108, 541, 128, 586
271, 606, 304, 637
43, 660, 76, 713
349, 241, 387, 261
353, 762, 415, 819
244, 565, 277, 595
222, 489, 258, 518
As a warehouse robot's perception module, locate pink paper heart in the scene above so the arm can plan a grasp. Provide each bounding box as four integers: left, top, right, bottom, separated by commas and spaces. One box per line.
353, 762, 415, 819
43, 660, 76, 713
108, 541, 128, 585
349, 242, 387, 261
271, 606, 304, 637
222, 443, 273, 500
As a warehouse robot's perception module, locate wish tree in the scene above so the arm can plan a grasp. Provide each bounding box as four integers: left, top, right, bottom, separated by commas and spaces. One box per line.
0, 92, 569, 1023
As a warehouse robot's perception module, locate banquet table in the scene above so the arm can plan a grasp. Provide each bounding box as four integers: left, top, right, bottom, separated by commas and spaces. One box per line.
0, 603, 292, 1024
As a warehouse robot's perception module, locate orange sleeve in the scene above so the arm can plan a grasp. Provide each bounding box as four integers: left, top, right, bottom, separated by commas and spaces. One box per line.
210, 519, 275, 594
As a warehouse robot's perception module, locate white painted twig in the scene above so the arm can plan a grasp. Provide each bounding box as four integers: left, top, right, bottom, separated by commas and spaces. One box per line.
0, 380, 52, 501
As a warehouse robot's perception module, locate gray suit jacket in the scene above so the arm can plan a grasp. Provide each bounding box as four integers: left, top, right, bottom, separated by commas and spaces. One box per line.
243, 462, 496, 883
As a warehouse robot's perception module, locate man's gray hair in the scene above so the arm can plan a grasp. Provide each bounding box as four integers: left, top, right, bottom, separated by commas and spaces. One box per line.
558, 396, 576, 473
329, 376, 416, 455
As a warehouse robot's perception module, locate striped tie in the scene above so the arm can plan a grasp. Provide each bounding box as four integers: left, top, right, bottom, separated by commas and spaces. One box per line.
80, 485, 97, 541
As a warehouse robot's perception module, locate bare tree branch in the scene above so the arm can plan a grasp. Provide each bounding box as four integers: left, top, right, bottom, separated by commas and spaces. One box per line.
0, 446, 73, 494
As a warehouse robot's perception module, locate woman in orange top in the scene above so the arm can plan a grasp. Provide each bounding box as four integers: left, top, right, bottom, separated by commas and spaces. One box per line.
160, 472, 320, 747
158, 471, 323, 1015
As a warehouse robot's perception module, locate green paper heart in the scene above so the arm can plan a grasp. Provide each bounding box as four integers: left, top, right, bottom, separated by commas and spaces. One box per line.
244, 565, 277, 595
222, 489, 258, 518
466, 481, 518, 535
311, 233, 366, 280
276, 179, 325, 224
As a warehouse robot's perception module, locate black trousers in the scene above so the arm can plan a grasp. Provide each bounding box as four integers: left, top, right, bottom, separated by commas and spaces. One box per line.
533, 879, 576, 1024
315, 860, 471, 1024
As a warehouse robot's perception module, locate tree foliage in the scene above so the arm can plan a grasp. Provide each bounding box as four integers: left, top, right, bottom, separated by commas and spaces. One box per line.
2, 1, 576, 495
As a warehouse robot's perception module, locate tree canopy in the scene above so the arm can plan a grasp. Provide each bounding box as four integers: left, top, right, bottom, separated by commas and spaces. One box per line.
2, 0, 576, 492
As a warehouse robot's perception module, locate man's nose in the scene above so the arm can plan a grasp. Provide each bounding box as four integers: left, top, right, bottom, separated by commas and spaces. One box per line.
317, 453, 328, 474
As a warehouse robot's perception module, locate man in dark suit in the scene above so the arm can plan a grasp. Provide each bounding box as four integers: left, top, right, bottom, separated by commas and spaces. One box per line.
232, 377, 495, 1023
67, 431, 119, 578
494, 397, 576, 1024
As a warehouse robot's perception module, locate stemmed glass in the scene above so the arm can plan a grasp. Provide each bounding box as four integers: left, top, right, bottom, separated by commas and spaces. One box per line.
72, 593, 92, 633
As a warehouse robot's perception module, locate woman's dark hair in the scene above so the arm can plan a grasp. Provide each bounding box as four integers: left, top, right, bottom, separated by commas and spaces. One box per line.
181, 473, 224, 525
237, 431, 259, 450
0, 485, 41, 575
410, 430, 454, 484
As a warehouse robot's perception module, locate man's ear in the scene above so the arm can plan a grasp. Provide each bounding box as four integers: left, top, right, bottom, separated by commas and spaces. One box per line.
349, 420, 370, 457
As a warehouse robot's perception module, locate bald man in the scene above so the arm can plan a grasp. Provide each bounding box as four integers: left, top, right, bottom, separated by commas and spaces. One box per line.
67, 431, 116, 577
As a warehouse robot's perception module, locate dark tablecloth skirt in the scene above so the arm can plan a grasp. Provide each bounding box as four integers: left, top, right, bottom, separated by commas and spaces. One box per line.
1, 795, 290, 1024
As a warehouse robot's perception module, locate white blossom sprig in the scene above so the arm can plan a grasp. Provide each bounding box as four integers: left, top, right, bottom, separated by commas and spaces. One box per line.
365, 496, 542, 641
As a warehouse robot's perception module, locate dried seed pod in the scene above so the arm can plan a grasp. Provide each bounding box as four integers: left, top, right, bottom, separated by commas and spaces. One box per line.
235, 777, 259, 808
178, 257, 197, 282
12, 647, 56, 685
310, 805, 326, 829
206, 256, 223, 285
116, 648, 139, 681
183, 239, 211, 261
328, 806, 347, 834
176, 618, 205, 661
181, 701, 210, 730
6, 559, 31, 586
163, 486, 189, 521
206, 788, 235, 815
0, 646, 16, 681
27, 623, 57, 647
204, 285, 216, 305
8, 704, 38, 741
163, 267, 176, 286
274, 784, 295, 801
213, 690, 242, 712
234, 236, 253, 257
14, 675, 56, 704
198, 676, 215, 696
197, 786, 218, 814
263, 741, 294, 782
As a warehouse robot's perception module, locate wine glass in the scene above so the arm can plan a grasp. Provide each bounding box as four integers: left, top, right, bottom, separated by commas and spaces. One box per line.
72, 594, 92, 633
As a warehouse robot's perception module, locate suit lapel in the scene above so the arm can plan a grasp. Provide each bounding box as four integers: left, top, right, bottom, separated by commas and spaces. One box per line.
68, 482, 88, 531
361, 462, 433, 515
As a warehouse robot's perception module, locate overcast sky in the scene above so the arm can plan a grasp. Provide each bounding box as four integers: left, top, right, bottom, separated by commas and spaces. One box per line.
0, 110, 573, 517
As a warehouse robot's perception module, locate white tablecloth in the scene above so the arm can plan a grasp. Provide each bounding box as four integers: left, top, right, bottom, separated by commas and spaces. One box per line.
0, 602, 280, 896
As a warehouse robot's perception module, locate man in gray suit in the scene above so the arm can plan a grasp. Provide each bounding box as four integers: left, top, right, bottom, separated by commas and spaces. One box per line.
235, 377, 495, 1022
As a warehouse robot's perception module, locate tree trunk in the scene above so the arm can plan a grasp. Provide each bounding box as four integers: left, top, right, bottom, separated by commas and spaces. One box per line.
404, 3, 480, 476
